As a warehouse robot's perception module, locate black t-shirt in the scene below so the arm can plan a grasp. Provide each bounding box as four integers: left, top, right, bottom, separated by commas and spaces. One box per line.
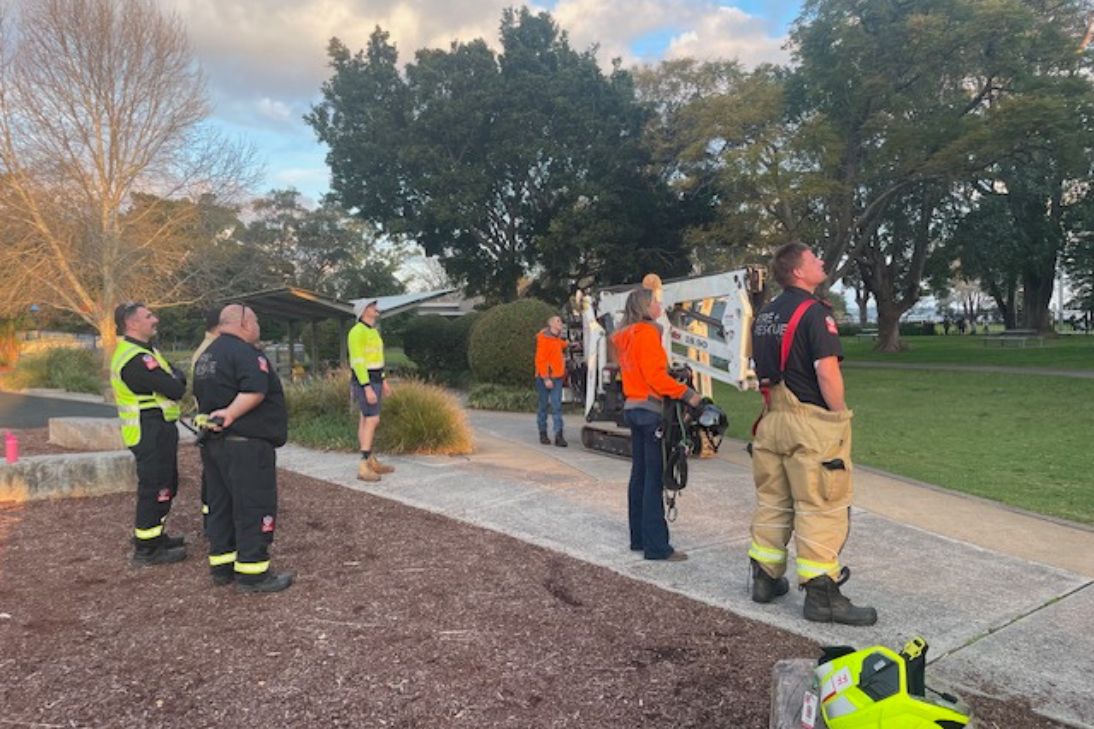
118, 337, 186, 410
752, 286, 843, 409
193, 333, 288, 446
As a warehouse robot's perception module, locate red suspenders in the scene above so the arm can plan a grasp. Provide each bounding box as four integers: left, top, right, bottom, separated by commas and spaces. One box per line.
752, 298, 819, 436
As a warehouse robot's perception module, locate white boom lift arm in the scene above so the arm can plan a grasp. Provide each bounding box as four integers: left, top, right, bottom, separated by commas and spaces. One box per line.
574, 268, 763, 408
565, 267, 765, 456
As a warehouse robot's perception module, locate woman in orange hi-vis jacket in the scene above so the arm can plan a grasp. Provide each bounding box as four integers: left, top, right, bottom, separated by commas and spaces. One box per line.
612, 288, 702, 561
534, 315, 568, 447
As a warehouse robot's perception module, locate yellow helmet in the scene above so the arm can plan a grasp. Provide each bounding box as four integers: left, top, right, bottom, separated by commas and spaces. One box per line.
802, 638, 972, 729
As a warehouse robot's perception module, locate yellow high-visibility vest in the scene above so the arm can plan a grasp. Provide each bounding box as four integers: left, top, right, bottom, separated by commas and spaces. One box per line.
110, 340, 180, 447
347, 321, 384, 384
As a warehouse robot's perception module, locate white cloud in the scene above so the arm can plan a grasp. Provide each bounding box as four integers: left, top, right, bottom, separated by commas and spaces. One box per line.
255, 97, 294, 123
165, 0, 787, 111
554, 0, 788, 68
164, 0, 526, 105
159, 0, 790, 196
663, 7, 787, 65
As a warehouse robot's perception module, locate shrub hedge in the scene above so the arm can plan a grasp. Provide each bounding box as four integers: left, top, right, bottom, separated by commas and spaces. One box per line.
402, 313, 480, 379
466, 383, 540, 412
467, 299, 557, 387
0, 347, 101, 393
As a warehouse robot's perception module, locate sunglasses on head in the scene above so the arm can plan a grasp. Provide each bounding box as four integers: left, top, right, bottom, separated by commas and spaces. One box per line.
224, 302, 252, 323
116, 300, 144, 323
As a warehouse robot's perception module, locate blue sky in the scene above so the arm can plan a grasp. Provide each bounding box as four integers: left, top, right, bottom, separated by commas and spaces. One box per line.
165, 0, 803, 204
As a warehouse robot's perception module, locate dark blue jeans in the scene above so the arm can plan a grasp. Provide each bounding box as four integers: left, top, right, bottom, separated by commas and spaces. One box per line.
624, 408, 672, 560
535, 377, 564, 435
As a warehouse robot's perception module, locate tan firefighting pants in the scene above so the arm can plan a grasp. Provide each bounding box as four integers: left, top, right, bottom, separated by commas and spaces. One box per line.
749, 383, 854, 582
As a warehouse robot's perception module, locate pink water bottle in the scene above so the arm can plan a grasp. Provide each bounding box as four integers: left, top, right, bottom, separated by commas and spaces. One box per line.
4, 431, 17, 464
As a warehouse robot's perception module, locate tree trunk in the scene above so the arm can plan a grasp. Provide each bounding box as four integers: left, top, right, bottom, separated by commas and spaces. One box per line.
855, 286, 869, 327
985, 283, 1017, 329
1022, 273, 1055, 332
874, 303, 906, 353
98, 310, 117, 401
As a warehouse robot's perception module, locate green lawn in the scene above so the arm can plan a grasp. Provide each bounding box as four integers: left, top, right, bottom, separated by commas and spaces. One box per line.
841, 334, 1094, 370
713, 369, 1094, 525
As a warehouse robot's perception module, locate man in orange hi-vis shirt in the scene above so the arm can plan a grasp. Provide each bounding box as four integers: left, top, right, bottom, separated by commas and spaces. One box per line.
534, 315, 568, 447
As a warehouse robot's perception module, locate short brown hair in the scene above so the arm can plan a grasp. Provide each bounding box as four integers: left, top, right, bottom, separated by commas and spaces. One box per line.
771, 242, 810, 287
114, 301, 145, 333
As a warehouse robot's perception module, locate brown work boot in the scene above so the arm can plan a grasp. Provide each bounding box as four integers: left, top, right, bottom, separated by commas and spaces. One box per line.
357, 458, 381, 482
368, 454, 395, 474
802, 570, 877, 626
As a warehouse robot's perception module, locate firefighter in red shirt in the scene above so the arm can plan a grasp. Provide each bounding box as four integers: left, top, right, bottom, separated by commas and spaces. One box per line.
534, 315, 568, 447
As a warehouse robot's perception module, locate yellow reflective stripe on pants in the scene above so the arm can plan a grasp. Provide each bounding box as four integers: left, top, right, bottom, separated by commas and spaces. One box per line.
797, 556, 840, 581
234, 560, 270, 575
748, 542, 787, 565
134, 524, 164, 540
208, 551, 237, 567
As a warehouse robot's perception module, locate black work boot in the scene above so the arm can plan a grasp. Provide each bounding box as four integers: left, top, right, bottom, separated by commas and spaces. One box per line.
802, 570, 877, 626
236, 570, 295, 594
539, 431, 551, 445
750, 559, 789, 603
132, 544, 187, 567
161, 533, 186, 549
554, 432, 568, 448
210, 565, 234, 586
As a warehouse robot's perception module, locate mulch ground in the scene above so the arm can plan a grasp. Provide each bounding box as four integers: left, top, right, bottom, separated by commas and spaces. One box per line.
0, 430, 1069, 728
6, 426, 72, 456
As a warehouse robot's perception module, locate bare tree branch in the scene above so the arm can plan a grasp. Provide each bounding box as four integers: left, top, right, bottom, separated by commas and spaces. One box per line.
0, 0, 258, 372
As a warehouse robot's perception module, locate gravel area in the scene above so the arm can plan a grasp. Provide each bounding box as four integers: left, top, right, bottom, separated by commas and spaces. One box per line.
0, 436, 1069, 728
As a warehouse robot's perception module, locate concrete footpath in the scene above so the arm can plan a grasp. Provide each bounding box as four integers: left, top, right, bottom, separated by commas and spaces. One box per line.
278, 409, 1094, 728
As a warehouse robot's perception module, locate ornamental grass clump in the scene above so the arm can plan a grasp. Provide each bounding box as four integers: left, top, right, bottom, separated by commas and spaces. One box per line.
374, 380, 473, 455
286, 371, 351, 421
286, 372, 472, 455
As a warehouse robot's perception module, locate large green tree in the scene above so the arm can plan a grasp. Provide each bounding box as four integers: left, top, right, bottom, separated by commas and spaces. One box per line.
240, 189, 405, 299
634, 60, 822, 269
856, 182, 949, 349
643, 0, 1091, 349
793, 0, 1094, 347
953, 106, 1094, 332
307, 9, 688, 302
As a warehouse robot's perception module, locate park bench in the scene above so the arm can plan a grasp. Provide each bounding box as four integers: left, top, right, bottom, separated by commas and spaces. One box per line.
855, 329, 878, 340
982, 329, 1044, 348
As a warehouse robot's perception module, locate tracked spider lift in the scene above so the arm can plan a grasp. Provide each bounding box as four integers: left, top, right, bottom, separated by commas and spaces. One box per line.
564, 268, 766, 462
